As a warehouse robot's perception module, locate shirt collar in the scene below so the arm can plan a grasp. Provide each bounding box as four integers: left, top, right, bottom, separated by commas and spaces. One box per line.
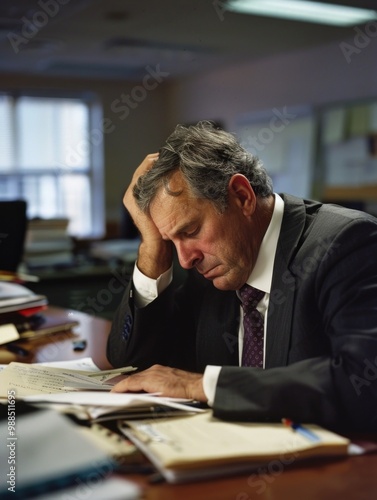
246, 193, 284, 294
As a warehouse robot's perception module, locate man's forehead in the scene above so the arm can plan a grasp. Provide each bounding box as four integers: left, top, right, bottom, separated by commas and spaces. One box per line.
150, 194, 200, 240
152, 186, 193, 216
150, 175, 206, 235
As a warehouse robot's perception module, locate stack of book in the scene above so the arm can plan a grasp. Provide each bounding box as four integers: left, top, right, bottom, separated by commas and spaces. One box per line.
0, 279, 80, 351
0, 280, 48, 347
0, 281, 47, 317
23, 218, 74, 269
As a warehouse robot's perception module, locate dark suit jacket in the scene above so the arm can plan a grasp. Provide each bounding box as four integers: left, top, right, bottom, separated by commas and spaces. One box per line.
107, 194, 377, 432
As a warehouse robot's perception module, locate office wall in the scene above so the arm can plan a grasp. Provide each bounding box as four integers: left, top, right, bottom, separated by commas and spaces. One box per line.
166, 33, 377, 132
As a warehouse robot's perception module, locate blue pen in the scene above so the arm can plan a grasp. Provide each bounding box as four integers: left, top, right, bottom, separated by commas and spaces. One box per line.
282, 418, 321, 442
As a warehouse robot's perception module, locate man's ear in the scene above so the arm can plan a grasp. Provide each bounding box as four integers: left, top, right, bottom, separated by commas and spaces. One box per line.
228, 174, 256, 216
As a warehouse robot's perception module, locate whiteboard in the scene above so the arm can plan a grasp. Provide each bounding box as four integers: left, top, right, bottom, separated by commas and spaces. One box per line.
236, 106, 316, 198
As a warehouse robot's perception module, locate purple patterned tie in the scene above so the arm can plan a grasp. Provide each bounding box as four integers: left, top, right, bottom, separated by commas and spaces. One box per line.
239, 284, 265, 368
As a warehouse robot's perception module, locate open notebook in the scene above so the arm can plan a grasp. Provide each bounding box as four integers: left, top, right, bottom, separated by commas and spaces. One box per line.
120, 411, 350, 483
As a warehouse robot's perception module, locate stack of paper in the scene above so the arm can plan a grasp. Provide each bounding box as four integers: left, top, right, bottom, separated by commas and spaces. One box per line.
0, 358, 203, 422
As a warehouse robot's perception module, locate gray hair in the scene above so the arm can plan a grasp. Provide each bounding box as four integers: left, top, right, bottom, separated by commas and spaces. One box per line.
133, 121, 273, 214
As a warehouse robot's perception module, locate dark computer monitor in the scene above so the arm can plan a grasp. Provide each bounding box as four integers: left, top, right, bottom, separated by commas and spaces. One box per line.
0, 200, 28, 272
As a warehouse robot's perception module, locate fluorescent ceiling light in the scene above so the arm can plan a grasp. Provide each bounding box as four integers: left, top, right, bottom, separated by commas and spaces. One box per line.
225, 0, 377, 26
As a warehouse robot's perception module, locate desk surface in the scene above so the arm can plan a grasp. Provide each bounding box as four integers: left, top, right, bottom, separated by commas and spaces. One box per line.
138, 453, 377, 500
1, 306, 377, 500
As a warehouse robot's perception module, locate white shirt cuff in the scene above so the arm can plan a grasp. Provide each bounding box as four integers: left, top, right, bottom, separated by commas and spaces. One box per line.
132, 262, 173, 308
203, 365, 222, 406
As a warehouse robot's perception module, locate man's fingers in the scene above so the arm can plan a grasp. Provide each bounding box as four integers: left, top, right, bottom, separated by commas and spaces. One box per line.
138, 153, 159, 174
123, 153, 159, 207
111, 365, 160, 392
111, 374, 142, 393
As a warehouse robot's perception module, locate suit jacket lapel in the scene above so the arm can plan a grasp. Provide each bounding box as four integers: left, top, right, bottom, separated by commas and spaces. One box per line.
265, 194, 306, 368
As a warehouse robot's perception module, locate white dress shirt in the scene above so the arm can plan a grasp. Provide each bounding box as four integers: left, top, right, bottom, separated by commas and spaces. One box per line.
132, 194, 284, 405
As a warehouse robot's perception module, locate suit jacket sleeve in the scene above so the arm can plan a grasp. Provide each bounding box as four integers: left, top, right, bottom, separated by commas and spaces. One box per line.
106, 270, 202, 371
213, 214, 377, 433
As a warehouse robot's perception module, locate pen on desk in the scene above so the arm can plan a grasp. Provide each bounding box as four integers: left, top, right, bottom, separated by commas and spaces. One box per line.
6, 343, 30, 357
116, 464, 155, 475
148, 472, 165, 484
282, 418, 321, 442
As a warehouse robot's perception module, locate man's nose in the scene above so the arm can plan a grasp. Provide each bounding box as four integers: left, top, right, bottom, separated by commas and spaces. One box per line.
175, 242, 201, 269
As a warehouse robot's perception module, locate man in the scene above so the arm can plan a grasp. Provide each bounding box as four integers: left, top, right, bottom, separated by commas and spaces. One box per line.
108, 121, 377, 432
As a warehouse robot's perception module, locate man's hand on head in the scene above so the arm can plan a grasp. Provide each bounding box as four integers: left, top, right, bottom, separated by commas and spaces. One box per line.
111, 364, 207, 402
123, 153, 173, 278
123, 153, 160, 241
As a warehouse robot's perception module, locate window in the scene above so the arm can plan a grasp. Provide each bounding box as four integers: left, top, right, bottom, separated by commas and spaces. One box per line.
0, 92, 104, 238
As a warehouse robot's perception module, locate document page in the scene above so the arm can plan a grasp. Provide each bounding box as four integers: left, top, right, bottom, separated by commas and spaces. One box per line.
0, 362, 132, 397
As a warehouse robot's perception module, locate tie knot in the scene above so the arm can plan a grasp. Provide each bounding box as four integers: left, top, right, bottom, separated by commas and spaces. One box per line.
239, 284, 264, 312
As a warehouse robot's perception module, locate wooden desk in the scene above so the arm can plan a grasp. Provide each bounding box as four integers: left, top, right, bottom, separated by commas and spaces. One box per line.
1, 307, 377, 500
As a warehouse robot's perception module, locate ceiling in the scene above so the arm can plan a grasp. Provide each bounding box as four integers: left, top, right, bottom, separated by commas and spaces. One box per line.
0, 0, 375, 81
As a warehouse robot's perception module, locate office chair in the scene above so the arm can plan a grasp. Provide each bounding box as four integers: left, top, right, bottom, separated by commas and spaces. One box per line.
0, 200, 28, 272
